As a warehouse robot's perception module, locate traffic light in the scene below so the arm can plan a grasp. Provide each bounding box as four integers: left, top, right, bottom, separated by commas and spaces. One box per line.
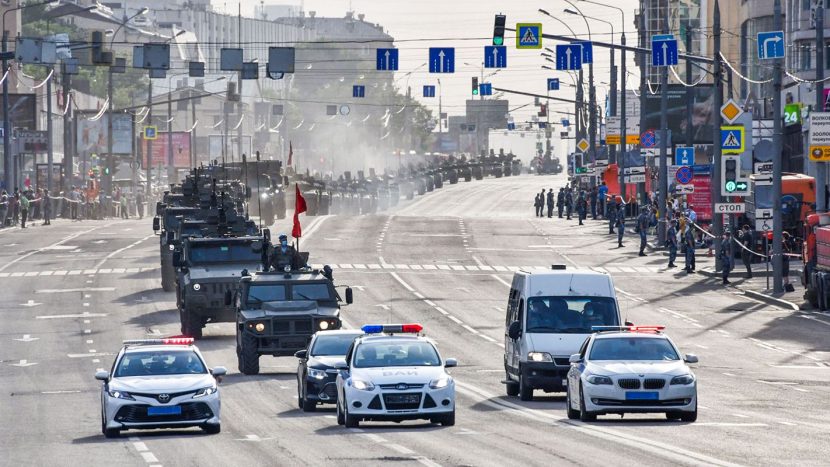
723, 156, 737, 192
493, 14, 506, 46
538, 104, 547, 117
472, 77, 479, 95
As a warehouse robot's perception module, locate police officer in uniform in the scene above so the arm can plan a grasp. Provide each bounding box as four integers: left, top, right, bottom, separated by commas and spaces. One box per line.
565, 188, 573, 220
607, 197, 617, 234
720, 231, 733, 285
546, 189, 554, 218
576, 191, 587, 225
615, 200, 625, 247
556, 188, 565, 218
666, 219, 678, 268
636, 206, 650, 256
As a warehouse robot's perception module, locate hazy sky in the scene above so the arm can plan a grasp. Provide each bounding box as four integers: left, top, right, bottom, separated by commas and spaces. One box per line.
217, 0, 640, 127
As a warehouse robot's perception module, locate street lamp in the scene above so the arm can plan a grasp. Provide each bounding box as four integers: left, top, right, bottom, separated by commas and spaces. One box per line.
109, 7, 148, 49
560, 1, 597, 167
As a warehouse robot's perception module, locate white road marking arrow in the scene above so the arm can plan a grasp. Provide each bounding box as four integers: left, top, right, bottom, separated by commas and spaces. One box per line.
351, 285, 366, 291
12, 359, 38, 367
20, 300, 42, 307
14, 334, 39, 342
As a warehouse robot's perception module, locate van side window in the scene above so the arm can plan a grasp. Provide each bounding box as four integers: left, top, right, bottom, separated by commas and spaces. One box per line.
517, 299, 524, 324
506, 288, 519, 325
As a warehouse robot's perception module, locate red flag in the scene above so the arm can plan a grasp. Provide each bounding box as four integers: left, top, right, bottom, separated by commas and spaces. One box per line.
292, 184, 307, 238
287, 141, 293, 166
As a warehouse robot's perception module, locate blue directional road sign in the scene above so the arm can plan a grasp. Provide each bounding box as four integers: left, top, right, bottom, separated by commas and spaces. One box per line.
757, 31, 784, 60
423, 85, 436, 98
675, 146, 695, 166
516, 23, 542, 49
484, 45, 507, 68
376, 48, 399, 71
574, 41, 593, 64
479, 83, 493, 96
353, 85, 365, 98
429, 47, 455, 73
675, 166, 694, 185
561, 118, 569, 127
547, 78, 560, 91
556, 44, 582, 71
651, 37, 678, 67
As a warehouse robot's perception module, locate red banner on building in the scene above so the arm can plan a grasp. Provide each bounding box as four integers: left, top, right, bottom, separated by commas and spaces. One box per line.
142, 131, 191, 168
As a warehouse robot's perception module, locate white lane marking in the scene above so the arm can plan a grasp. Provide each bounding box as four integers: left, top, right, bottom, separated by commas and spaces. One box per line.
722, 372, 736, 377
41, 390, 81, 395
779, 421, 798, 426
11, 359, 37, 367
389, 272, 414, 292
35, 287, 115, 294
797, 314, 830, 328
792, 387, 810, 393
694, 422, 768, 427
387, 444, 415, 455
67, 352, 114, 358
37, 312, 108, 319
0, 225, 109, 272
490, 274, 511, 288
133, 442, 149, 452
140, 452, 159, 463
413, 292, 425, 299
454, 381, 740, 467
86, 340, 94, 344
20, 300, 42, 307
731, 413, 750, 418
375, 304, 391, 311
448, 316, 463, 324
13, 334, 39, 342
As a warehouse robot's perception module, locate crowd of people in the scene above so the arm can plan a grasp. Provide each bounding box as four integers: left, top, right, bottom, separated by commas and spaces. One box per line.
533, 181, 796, 289
0, 186, 150, 229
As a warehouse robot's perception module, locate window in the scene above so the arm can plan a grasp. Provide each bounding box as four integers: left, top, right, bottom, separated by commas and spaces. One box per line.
116, 350, 206, 376
800, 42, 814, 71
188, 241, 263, 264
247, 285, 286, 303
292, 283, 333, 301
310, 333, 362, 356
589, 337, 680, 361
525, 296, 618, 333
353, 341, 441, 368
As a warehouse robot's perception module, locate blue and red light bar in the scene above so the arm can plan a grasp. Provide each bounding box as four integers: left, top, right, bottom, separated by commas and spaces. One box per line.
123, 337, 195, 346
361, 324, 423, 334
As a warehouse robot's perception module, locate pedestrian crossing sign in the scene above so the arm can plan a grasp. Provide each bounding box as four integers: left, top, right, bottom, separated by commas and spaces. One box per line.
720, 125, 744, 154
143, 126, 157, 140
516, 23, 542, 49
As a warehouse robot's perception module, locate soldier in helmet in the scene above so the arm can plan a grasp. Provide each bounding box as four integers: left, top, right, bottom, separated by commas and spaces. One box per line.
269, 234, 304, 271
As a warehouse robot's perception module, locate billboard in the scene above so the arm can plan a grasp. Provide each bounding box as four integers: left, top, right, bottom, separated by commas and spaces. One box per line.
644, 84, 714, 144
76, 111, 133, 156
142, 131, 192, 168
0, 93, 36, 130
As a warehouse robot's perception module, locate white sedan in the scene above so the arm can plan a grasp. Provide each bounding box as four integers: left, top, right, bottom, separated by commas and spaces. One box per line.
335, 324, 456, 428
96, 338, 226, 438
566, 327, 698, 422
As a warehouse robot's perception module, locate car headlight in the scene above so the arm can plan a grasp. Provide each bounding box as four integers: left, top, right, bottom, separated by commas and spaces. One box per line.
670, 374, 695, 385
193, 386, 218, 398
528, 351, 553, 362
308, 368, 327, 380
254, 322, 265, 332
351, 378, 375, 391
107, 390, 135, 400
586, 375, 613, 385
193, 283, 201, 291
429, 375, 452, 389
319, 320, 330, 330
261, 193, 269, 199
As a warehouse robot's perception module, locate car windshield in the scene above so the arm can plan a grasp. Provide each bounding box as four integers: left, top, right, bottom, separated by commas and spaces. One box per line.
188, 241, 262, 264
589, 337, 680, 361
247, 285, 286, 303
525, 296, 618, 333
353, 341, 441, 368
115, 350, 207, 376
310, 333, 362, 357
292, 283, 333, 301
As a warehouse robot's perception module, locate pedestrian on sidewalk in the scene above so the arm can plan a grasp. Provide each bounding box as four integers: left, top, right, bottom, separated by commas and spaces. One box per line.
615, 199, 626, 247
783, 232, 795, 292
565, 188, 573, 220
136, 189, 145, 219
598, 182, 608, 219
120, 193, 129, 219
0, 190, 7, 227
720, 231, 733, 285
636, 207, 650, 256
608, 197, 617, 234
19, 190, 30, 228
589, 186, 598, 220
577, 191, 587, 225
684, 224, 696, 273
739, 224, 753, 279
534, 191, 543, 217
666, 219, 678, 268
546, 189, 555, 218
556, 188, 565, 218
42, 189, 51, 225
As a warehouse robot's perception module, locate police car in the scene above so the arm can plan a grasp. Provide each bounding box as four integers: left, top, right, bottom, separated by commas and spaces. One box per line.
334, 324, 457, 428
566, 326, 698, 422
95, 338, 226, 438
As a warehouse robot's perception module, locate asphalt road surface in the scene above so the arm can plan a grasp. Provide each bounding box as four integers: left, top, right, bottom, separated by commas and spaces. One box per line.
2, 172, 829, 466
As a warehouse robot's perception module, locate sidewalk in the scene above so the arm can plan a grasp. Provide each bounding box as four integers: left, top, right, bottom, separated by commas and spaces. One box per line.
645, 237, 802, 310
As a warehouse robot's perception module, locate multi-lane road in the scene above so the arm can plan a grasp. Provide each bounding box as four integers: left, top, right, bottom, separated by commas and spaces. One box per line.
2, 172, 829, 466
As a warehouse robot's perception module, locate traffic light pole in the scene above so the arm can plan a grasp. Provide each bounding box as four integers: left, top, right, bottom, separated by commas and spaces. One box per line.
62, 66, 72, 193
146, 78, 153, 196
618, 31, 626, 200
3, 30, 11, 192
772, 0, 784, 292
46, 66, 54, 192
816, 5, 826, 214
711, 0, 724, 271
658, 17, 669, 244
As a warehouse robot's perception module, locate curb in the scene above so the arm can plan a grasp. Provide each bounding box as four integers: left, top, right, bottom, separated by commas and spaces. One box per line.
698, 267, 800, 310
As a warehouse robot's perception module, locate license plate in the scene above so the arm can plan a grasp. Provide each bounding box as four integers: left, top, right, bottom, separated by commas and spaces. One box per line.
625, 391, 659, 401
386, 394, 420, 404
147, 405, 182, 416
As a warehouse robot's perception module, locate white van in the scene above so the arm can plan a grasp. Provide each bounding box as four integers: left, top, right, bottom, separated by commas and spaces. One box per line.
503, 265, 623, 401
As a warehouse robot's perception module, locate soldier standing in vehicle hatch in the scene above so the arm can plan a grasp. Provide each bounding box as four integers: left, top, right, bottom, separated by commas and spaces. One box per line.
269, 234, 303, 271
